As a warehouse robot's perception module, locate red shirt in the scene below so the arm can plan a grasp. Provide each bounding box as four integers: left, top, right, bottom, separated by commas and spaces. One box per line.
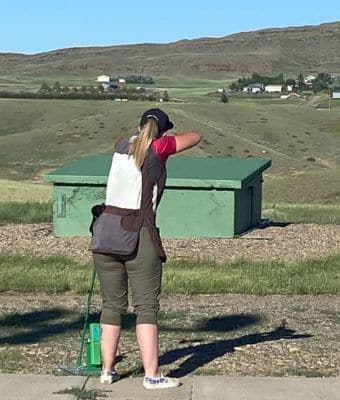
151, 135, 177, 161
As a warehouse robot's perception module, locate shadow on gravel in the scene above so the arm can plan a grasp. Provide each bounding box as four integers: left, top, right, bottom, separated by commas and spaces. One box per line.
163, 314, 262, 334
0, 308, 100, 345
0, 309, 313, 379
0, 310, 259, 346
159, 324, 313, 378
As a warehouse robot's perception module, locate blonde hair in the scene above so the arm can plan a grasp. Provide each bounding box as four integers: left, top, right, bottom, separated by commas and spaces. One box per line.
129, 118, 159, 168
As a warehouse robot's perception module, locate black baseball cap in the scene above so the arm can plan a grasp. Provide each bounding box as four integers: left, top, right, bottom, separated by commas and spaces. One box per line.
140, 108, 174, 133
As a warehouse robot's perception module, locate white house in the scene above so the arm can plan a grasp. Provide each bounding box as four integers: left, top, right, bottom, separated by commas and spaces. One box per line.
97, 75, 111, 83
243, 83, 264, 93
265, 85, 283, 93
332, 89, 340, 99
287, 85, 294, 92
304, 75, 316, 85
118, 78, 126, 83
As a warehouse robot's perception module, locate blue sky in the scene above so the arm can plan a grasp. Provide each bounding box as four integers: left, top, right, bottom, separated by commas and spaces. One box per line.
1, 0, 340, 54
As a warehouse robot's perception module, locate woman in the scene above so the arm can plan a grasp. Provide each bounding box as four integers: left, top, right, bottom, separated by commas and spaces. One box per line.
91, 108, 201, 389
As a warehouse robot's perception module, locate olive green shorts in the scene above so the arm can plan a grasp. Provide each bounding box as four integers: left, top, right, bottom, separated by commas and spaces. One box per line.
93, 227, 163, 326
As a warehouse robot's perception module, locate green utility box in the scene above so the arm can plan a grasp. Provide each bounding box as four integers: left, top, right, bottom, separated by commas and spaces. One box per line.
45, 155, 271, 238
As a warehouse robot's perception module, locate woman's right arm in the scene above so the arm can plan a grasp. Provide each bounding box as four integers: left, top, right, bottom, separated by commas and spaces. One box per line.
173, 131, 202, 153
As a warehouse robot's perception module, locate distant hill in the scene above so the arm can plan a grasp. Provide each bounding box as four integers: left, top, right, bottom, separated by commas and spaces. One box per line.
1, 22, 340, 78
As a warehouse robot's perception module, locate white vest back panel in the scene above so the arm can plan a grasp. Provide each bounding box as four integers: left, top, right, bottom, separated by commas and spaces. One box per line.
105, 153, 142, 210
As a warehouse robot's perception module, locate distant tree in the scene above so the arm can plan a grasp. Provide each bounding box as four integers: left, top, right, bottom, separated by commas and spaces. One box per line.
315, 72, 332, 85
88, 85, 97, 95
298, 73, 305, 88
71, 86, 78, 93
97, 84, 105, 94
79, 85, 88, 94
38, 82, 52, 94
221, 91, 229, 103
61, 86, 70, 94
229, 82, 238, 91
162, 90, 170, 102
285, 78, 296, 86
53, 81, 62, 95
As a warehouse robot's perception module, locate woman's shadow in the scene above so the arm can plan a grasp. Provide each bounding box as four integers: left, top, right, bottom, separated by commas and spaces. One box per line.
156, 314, 312, 378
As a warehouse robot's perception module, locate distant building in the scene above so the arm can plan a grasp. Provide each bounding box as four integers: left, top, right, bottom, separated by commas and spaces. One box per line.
330, 73, 340, 81
243, 83, 264, 93
97, 75, 111, 83
332, 88, 340, 99
265, 85, 283, 93
118, 78, 126, 83
96, 75, 119, 91
304, 75, 316, 85
217, 88, 225, 93
286, 85, 294, 92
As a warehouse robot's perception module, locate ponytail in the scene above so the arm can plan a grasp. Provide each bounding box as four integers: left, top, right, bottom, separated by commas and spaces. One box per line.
129, 118, 159, 168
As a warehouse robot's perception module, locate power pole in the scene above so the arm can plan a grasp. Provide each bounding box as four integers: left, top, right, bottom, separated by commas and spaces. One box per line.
329, 88, 331, 112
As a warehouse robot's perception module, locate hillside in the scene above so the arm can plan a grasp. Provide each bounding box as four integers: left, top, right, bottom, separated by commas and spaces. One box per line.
1, 98, 340, 205
1, 22, 340, 79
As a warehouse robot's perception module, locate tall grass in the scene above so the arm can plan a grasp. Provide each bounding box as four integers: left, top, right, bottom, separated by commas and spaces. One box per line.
0, 253, 339, 295
0, 254, 94, 293
163, 256, 340, 295
262, 203, 340, 224
0, 201, 52, 224
0, 179, 52, 202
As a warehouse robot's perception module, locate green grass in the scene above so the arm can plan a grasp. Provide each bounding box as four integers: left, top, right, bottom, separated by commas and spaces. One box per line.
0, 253, 339, 295
262, 203, 340, 224
0, 201, 52, 224
54, 387, 109, 399
0, 254, 95, 293
0, 72, 94, 93
264, 170, 340, 206
0, 348, 25, 373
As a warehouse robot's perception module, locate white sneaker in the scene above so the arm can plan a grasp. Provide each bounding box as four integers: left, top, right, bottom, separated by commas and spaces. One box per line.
100, 370, 120, 384
143, 374, 181, 389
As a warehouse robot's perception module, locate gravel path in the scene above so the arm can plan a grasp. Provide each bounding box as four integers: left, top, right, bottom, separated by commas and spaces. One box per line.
0, 223, 339, 264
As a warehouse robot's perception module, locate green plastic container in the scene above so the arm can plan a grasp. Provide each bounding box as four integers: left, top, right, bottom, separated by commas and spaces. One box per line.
45, 155, 271, 238
86, 323, 101, 367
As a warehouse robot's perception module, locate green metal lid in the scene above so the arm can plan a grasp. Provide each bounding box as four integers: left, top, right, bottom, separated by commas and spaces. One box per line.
44, 155, 110, 185
44, 155, 271, 189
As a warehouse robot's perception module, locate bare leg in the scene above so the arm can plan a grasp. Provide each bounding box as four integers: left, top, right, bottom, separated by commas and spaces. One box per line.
136, 323, 160, 377
100, 324, 121, 371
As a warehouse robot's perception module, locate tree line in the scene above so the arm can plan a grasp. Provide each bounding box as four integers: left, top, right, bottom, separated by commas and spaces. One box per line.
229, 72, 338, 93
0, 81, 170, 101
111, 75, 155, 84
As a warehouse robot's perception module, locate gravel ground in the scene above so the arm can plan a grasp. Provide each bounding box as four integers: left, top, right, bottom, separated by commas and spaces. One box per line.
0, 223, 339, 376
0, 222, 339, 264
0, 293, 339, 377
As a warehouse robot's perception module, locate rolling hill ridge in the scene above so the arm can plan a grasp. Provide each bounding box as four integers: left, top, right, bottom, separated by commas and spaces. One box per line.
1, 22, 340, 78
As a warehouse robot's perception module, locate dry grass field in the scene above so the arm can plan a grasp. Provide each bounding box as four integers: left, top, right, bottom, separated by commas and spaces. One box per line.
0, 93, 339, 206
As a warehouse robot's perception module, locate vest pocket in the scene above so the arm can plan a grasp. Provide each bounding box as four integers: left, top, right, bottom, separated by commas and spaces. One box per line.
90, 213, 139, 255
